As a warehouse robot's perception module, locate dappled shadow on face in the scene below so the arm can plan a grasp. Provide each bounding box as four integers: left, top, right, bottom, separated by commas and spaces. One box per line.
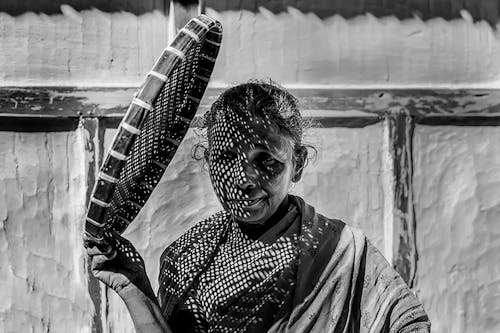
208, 111, 295, 224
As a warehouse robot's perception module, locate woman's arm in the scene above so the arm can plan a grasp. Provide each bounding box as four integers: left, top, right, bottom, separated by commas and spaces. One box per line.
119, 285, 172, 333
84, 232, 172, 333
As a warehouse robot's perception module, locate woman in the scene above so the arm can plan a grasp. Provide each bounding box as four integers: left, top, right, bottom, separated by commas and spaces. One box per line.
85, 81, 430, 332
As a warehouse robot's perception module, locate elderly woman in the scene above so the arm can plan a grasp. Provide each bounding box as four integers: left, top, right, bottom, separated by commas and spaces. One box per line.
85, 81, 430, 332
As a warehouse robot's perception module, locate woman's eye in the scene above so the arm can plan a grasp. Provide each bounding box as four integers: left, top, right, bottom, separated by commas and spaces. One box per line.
262, 157, 278, 167
217, 151, 237, 162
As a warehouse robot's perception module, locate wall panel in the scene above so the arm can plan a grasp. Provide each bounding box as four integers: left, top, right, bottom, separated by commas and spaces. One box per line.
413, 125, 500, 333
292, 124, 387, 251
0, 129, 94, 333
0, 9, 169, 86
206, 7, 500, 88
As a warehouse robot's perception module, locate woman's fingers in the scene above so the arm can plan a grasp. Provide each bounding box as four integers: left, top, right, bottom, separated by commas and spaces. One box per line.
91, 253, 116, 270
83, 232, 105, 247
86, 242, 114, 256
83, 230, 141, 266
84, 232, 117, 259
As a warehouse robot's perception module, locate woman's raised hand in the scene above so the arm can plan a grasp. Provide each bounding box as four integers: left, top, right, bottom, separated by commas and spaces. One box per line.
83, 231, 156, 301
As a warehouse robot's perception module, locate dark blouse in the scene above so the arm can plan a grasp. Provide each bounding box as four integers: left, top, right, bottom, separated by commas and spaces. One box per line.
168, 200, 300, 332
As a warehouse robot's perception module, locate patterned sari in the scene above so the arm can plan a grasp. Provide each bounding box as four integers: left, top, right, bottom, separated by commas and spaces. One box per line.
158, 195, 430, 332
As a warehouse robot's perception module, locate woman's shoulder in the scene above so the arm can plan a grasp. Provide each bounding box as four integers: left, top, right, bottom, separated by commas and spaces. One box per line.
292, 199, 430, 331
188, 210, 231, 232
159, 210, 231, 261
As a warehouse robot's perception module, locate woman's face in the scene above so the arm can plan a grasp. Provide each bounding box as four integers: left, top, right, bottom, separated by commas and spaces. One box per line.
207, 112, 297, 226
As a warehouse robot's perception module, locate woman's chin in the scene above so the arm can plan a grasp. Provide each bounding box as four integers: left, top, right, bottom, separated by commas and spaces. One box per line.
227, 197, 286, 226
233, 208, 270, 226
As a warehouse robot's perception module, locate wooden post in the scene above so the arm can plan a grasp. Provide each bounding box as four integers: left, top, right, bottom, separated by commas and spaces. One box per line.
81, 118, 105, 333
173, 0, 200, 31
386, 109, 417, 286
198, 0, 206, 14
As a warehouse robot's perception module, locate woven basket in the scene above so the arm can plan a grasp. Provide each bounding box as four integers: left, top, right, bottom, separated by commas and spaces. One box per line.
85, 15, 222, 241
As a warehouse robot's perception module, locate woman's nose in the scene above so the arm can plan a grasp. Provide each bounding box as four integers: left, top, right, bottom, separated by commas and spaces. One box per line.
235, 159, 258, 191
237, 177, 256, 191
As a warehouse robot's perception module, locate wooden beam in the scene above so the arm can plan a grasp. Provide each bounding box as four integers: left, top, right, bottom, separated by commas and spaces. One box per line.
387, 109, 417, 286
2, 87, 500, 119
198, 0, 206, 14
0, 87, 133, 117
416, 116, 500, 126
93, 113, 381, 130
201, 88, 500, 118
0, 115, 79, 132
0, 114, 380, 132
172, 1, 200, 31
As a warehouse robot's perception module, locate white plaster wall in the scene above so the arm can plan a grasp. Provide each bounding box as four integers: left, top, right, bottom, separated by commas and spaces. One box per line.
291, 125, 387, 250
413, 126, 500, 333
206, 7, 500, 88
0, 7, 169, 87
0, 128, 94, 333
1, 6, 499, 88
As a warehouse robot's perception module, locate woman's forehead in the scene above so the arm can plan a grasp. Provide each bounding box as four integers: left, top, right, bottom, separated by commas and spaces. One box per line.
209, 112, 291, 152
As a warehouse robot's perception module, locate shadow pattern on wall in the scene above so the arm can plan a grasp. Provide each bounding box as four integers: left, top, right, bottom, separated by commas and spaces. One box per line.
2, 1, 498, 27
0, 0, 194, 16
209, 0, 499, 26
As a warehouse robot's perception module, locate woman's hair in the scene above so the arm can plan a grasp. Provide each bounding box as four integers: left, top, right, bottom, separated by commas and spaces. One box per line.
193, 79, 316, 166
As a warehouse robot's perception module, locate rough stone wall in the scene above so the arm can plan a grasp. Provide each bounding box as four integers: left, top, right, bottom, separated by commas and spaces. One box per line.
413, 126, 500, 333
0, 128, 94, 333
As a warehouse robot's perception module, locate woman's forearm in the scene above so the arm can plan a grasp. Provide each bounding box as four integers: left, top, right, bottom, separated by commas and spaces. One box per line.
120, 286, 172, 333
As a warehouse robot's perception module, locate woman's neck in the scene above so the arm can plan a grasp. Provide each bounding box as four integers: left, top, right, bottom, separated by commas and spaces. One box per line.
236, 195, 291, 240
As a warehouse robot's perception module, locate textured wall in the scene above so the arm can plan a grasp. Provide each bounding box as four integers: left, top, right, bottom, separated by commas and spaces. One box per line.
207, 0, 500, 25
206, 7, 500, 88
291, 125, 387, 251
0, 0, 170, 16
413, 126, 500, 333
0, 128, 94, 333
1, 5, 500, 87
3, 0, 499, 24
0, 7, 169, 86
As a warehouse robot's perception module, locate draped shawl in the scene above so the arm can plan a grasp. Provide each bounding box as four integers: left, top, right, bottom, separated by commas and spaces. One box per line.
158, 196, 430, 332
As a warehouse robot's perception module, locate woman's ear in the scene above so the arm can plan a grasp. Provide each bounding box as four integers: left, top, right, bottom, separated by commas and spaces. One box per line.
204, 148, 210, 165
292, 146, 307, 182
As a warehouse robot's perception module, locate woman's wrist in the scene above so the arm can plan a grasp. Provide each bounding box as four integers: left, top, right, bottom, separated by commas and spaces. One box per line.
118, 283, 157, 305
119, 285, 171, 333
117, 284, 144, 300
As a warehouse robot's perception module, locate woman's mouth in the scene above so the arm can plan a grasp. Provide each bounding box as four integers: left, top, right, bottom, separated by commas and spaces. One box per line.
246, 198, 263, 206
234, 197, 265, 207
